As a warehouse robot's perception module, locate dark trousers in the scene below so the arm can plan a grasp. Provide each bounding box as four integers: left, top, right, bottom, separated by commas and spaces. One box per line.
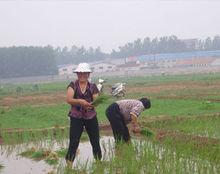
65, 116, 102, 162
105, 103, 130, 143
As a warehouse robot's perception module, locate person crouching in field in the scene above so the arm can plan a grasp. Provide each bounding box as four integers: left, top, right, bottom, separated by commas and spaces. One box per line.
65, 63, 102, 168
105, 98, 151, 144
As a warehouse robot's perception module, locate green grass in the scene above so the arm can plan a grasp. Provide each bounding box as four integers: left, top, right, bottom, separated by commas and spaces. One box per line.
102, 72, 220, 86
2, 127, 69, 144
163, 137, 220, 166
0, 104, 69, 129
156, 87, 220, 101
56, 148, 68, 158
1, 72, 220, 98
0, 93, 115, 129
0, 72, 220, 141
142, 98, 220, 117
144, 115, 220, 139
0, 81, 69, 98
0, 98, 219, 129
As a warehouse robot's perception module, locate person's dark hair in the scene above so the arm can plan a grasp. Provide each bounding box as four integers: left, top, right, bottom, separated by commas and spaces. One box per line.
139, 98, 151, 109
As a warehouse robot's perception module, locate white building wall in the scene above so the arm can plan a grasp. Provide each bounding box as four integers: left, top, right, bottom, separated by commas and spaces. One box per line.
211, 59, 220, 66
58, 64, 77, 75
91, 63, 116, 73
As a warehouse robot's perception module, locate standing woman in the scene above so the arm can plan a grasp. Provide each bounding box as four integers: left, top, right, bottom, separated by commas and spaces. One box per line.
65, 63, 102, 167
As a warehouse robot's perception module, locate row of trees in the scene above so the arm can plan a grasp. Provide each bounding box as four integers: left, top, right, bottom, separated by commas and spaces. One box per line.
55, 46, 107, 65
0, 46, 57, 78
111, 35, 220, 58
55, 35, 220, 63
0, 35, 220, 78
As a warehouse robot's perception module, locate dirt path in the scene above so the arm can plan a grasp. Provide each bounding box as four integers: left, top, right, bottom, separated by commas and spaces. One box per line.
156, 130, 219, 145
0, 92, 66, 108
127, 80, 220, 94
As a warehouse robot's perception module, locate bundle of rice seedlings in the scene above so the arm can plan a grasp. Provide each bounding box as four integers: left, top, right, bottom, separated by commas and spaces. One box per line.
140, 128, 154, 137
20, 148, 59, 165
92, 94, 110, 107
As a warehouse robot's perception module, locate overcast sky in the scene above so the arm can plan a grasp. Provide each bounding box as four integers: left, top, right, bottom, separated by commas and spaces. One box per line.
0, 0, 220, 53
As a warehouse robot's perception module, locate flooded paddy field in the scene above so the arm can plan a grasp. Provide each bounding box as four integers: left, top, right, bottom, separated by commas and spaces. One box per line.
0, 73, 220, 173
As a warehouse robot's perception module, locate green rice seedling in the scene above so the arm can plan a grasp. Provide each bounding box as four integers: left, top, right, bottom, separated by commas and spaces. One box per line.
140, 128, 154, 137
19, 147, 37, 157
45, 152, 59, 165
92, 94, 111, 107
20, 148, 60, 165
31, 150, 45, 159
1, 126, 70, 145
56, 148, 67, 158
90, 138, 220, 174
20, 136, 218, 173
145, 115, 220, 139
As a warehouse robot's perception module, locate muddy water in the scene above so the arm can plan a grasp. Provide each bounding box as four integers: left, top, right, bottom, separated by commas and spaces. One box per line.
1, 136, 217, 174
0, 136, 114, 174
0, 142, 56, 174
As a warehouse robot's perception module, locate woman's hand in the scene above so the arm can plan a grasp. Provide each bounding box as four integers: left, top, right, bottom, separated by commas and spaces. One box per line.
130, 113, 140, 133
131, 123, 141, 133
79, 99, 94, 109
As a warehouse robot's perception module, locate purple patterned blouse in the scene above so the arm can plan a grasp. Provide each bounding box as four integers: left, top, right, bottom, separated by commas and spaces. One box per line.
67, 80, 99, 119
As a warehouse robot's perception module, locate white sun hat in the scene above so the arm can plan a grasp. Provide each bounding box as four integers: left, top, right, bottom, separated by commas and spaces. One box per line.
74, 63, 92, 73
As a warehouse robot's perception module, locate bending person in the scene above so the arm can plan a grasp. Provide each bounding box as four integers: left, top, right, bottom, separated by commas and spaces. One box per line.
106, 98, 151, 144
